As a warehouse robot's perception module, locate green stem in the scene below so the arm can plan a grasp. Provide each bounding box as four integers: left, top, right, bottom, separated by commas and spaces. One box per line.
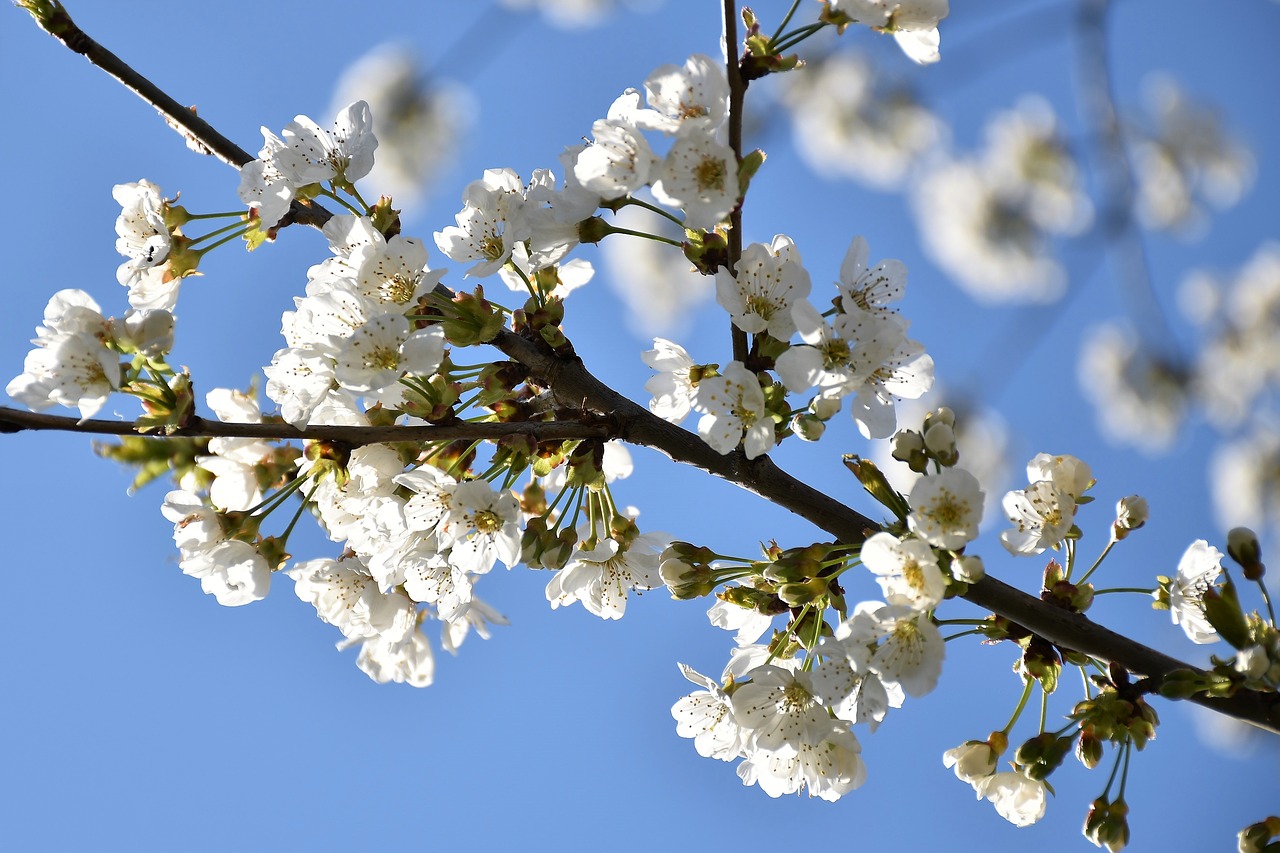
616, 196, 685, 227
1256, 578, 1277, 626
181, 210, 245, 221
1077, 538, 1116, 585
942, 628, 986, 642
605, 225, 684, 248
1092, 587, 1155, 596
1001, 677, 1035, 735
186, 219, 246, 247
771, 22, 827, 53
278, 476, 322, 544
768, 0, 804, 45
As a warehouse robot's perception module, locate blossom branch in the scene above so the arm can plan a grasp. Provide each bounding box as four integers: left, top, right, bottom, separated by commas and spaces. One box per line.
0, 405, 611, 445
24, 0, 1280, 738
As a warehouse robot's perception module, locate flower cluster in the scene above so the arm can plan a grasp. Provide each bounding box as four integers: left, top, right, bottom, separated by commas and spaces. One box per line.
238, 100, 379, 230
782, 51, 943, 191
913, 98, 1091, 303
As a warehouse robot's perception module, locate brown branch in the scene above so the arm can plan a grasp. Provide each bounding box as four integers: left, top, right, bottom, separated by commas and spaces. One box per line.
20, 0, 1280, 735
723, 0, 749, 364
0, 406, 609, 446
19, 0, 331, 229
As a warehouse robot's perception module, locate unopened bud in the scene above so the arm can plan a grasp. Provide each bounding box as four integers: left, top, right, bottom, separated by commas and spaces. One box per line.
1227, 527, 1266, 580
1111, 495, 1149, 542
791, 412, 826, 442
953, 554, 985, 583
923, 421, 958, 466
809, 394, 842, 421
890, 429, 928, 473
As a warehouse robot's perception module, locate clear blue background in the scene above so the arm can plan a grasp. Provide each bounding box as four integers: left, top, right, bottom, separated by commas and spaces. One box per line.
2, 2, 1277, 851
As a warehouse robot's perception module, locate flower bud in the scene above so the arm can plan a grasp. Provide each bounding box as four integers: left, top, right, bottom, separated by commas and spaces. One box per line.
791, 412, 826, 441
660, 557, 715, 599
119, 308, 176, 356
809, 394, 842, 421
923, 421, 958, 467
777, 576, 829, 607
953, 554, 985, 583
1227, 526, 1266, 580
1110, 495, 1149, 542
890, 429, 929, 473
1075, 727, 1103, 769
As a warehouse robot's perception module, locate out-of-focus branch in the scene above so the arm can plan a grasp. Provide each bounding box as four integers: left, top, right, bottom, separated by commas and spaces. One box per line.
1074, 0, 1179, 358
17, 0, 1280, 735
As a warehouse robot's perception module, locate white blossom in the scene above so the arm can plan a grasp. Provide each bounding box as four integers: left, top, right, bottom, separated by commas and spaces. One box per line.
692, 361, 774, 459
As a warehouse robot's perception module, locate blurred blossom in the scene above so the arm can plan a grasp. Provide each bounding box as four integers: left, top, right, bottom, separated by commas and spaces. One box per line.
601, 203, 713, 336
1128, 74, 1255, 236
1211, 418, 1280, 534
497, 0, 662, 28
330, 45, 474, 210
782, 52, 944, 191
912, 98, 1089, 303
1077, 321, 1189, 454
872, 391, 1010, 526
1181, 244, 1280, 428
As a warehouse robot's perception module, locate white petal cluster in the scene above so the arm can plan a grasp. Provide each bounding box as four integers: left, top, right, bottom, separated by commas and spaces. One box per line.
569, 55, 737, 232
827, 0, 950, 65
1130, 75, 1255, 235
692, 361, 775, 459
238, 101, 379, 228
546, 530, 668, 619
161, 490, 270, 607
783, 53, 942, 191
1000, 453, 1092, 556
6, 290, 120, 421
265, 215, 446, 426
715, 235, 812, 341
642, 337, 699, 424
775, 236, 933, 439
1166, 540, 1224, 644
913, 98, 1090, 304
908, 467, 985, 550
674, 588, 951, 801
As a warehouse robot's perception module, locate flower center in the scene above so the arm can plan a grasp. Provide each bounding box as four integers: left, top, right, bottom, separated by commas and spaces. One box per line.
694, 155, 727, 192
473, 509, 502, 535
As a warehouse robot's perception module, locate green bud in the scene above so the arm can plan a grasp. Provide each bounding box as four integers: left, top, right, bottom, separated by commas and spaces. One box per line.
1227, 527, 1266, 581
442, 286, 505, 346
791, 412, 826, 441
842, 454, 910, 522
777, 576, 829, 607
1076, 727, 1104, 769
1203, 578, 1252, 650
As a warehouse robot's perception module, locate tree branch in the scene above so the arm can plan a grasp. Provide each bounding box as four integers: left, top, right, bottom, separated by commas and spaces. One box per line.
19, 0, 331, 229
19, 0, 1280, 736
723, 0, 749, 364
0, 405, 610, 445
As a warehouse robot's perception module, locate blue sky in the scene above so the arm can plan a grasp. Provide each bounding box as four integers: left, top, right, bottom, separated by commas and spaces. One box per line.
2, 2, 1277, 851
